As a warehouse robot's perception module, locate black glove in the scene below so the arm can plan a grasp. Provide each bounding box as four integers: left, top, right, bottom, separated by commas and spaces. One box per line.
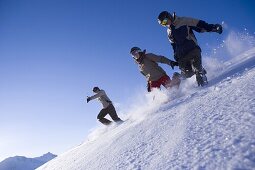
86, 97, 91, 103
169, 61, 179, 69
212, 24, 223, 34
147, 82, 151, 92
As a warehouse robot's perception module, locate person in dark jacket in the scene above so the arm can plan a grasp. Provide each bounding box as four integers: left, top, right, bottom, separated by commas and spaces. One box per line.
87, 87, 123, 125
157, 11, 223, 86
130, 47, 181, 92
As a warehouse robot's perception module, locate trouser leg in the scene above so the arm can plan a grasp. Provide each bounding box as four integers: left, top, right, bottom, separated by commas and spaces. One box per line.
189, 49, 208, 86
178, 48, 207, 86
178, 48, 203, 73
190, 49, 203, 73
107, 104, 122, 122
97, 108, 112, 125
179, 58, 194, 78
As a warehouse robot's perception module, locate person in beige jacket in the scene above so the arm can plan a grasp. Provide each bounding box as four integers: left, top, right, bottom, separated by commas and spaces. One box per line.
87, 87, 123, 125
130, 47, 181, 92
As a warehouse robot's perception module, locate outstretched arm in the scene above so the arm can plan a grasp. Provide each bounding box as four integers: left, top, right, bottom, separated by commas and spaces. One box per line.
179, 17, 222, 34
87, 91, 104, 103
146, 53, 178, 69
89, 91, 103, 100
146, 53, 172, 63
196, 20, 222, 34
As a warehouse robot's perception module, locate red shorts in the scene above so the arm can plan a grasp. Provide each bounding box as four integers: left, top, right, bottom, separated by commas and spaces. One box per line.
149, 74, 181, 91
149, 75, 171, 90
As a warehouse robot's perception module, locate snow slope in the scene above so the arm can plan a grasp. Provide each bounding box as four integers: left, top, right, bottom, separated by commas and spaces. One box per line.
0, 152, 56, 170
38, 48, 255, 170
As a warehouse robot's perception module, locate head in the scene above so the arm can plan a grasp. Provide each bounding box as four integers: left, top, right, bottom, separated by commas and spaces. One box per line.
130, 46, 142, 60
130, 47, 147, 64
92, 86, 100, 93
157, 11, 173, 27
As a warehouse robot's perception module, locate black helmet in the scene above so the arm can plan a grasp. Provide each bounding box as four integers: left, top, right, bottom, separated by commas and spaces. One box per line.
93, 86, 100, 92
158, 11, 173, 24
130, 47, 141, 54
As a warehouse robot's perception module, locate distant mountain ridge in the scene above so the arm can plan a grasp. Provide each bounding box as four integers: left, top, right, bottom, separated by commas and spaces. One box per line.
0, 152, 57, 170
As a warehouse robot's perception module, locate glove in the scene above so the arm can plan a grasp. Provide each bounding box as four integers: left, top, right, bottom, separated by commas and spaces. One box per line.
169, 61, 179, 69
147, 82, 151, 92
86, 97, 91, 103
213, 24, 223, 34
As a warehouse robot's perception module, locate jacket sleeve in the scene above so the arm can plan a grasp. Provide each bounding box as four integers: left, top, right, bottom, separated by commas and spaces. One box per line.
146, 53, 173, 65
171, 43, 176, 55
179, 17, 215, 33
178, 17, 200, 27
195, 20, 216, 32
89, 91, 104, 100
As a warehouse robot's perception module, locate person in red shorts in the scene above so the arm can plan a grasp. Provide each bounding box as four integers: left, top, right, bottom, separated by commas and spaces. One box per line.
130, 47, 181, 92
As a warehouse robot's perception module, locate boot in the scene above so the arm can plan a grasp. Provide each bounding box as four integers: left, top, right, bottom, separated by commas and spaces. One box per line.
99, 118, 112, 125
196, 68, 208, 86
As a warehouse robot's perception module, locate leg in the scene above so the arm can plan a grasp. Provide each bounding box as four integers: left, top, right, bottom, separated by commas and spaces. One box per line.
181, 69, 194, 78
159, 74, 180, 89
97, 108, 112, 125
107, 104, 122, 122
179, 48, 202, 73
160, 75, 171, 89
180, 48, 207, 86
190, 48, 203, 73
190, 49, 208, 86
178, 57, 194, 78
149, 80, 161, 91
170, 72, 181, 88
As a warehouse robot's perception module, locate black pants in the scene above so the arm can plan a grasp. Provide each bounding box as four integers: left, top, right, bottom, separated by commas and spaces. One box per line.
178, 48, 203, 78
97, 104, 122, 125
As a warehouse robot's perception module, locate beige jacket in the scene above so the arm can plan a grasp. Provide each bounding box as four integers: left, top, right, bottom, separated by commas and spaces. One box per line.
137, 53, 173, 81
89, 90, 112, 108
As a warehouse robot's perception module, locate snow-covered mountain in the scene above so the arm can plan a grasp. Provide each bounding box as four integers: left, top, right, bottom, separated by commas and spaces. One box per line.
0, 152, 56, 170
38, 48, 255, 170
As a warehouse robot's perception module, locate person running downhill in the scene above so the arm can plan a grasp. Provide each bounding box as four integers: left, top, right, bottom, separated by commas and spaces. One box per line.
157, 11, 223, 86
87, 87, 123, 125
130, 47, 181, 92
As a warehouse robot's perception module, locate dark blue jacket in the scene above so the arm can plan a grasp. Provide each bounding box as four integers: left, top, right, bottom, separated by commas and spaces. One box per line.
167, 14, 216, 61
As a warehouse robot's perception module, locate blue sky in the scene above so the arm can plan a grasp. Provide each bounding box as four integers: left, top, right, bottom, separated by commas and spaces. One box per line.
0, 0, 254, 161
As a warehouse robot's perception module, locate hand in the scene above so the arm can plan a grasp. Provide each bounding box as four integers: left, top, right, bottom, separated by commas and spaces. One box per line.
213, 24, 223, 34
86, 97, 91, 103
170, 61, 179, 69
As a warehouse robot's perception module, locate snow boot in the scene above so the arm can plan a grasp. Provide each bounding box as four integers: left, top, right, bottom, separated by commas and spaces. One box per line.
196, 68, 208, 86
99, 118, 112, 125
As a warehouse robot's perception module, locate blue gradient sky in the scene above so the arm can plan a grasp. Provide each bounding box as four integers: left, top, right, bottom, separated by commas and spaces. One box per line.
0, 0, 254, 160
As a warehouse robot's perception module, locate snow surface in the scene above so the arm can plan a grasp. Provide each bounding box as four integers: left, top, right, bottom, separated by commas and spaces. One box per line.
0, 152, 56, 170
38, 48, 255, 170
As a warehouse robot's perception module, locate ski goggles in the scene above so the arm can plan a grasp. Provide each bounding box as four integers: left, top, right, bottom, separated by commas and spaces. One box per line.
158, 18, 168, 26
131, 49, 142, 57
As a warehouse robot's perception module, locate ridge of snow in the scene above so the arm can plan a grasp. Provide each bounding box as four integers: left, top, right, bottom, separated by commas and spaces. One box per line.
38, 48, 255, 170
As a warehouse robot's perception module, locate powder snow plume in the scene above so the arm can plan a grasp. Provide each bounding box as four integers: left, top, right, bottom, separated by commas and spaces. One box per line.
204, 28, 255, 79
